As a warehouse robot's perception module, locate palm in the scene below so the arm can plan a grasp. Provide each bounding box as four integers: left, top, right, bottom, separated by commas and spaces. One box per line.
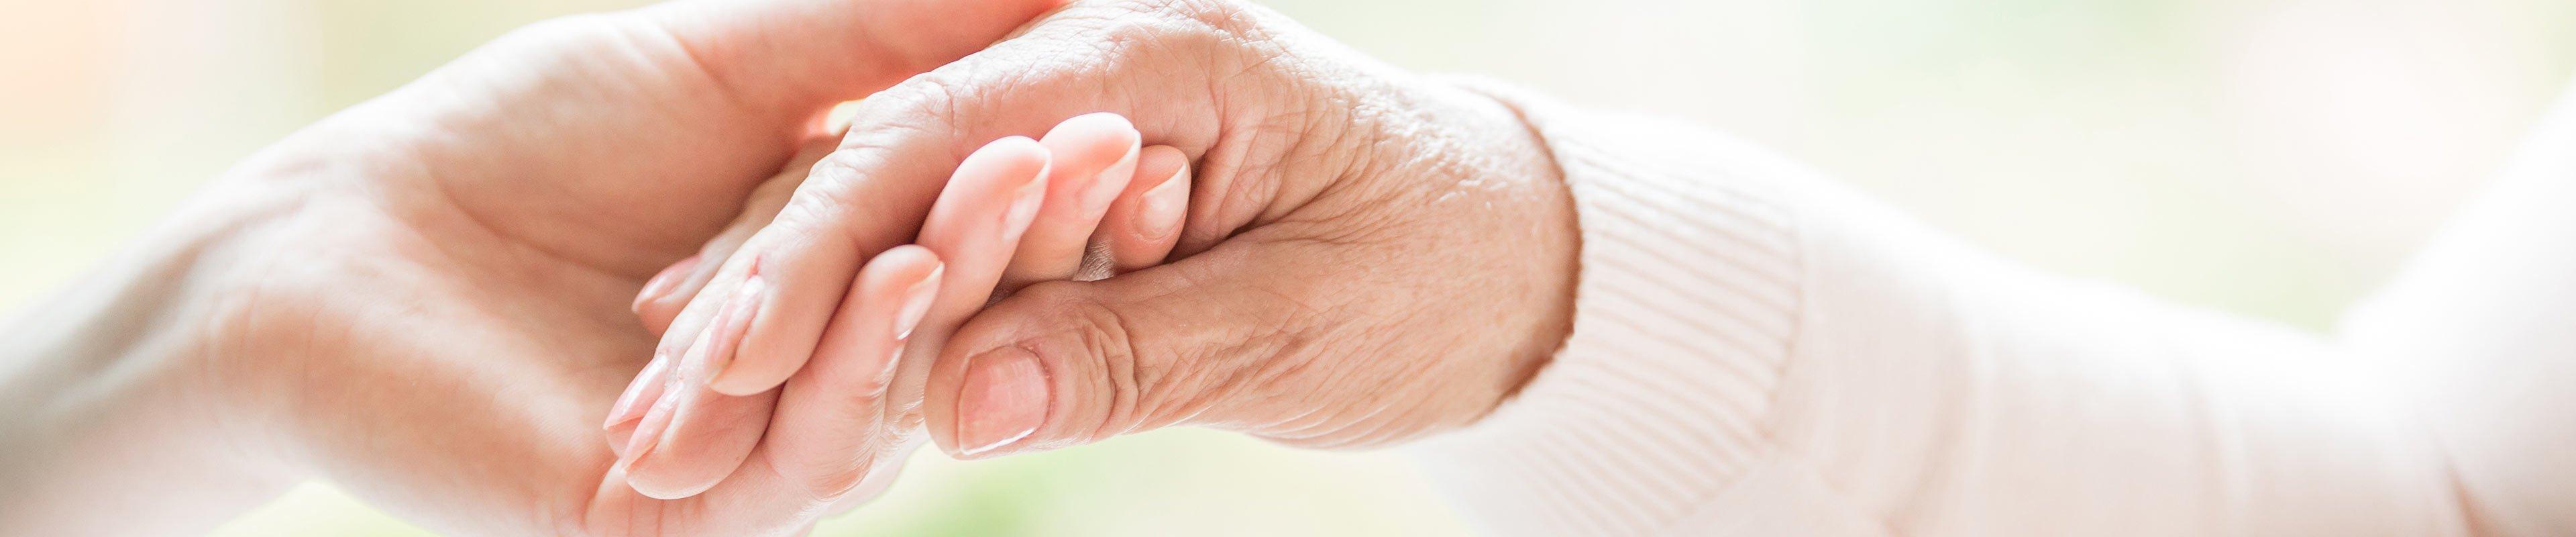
218, 0, 1072, 530
254, 15, 822, 534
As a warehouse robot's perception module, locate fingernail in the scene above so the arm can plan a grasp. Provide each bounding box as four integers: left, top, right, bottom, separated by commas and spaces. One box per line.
893, 263, 943, 340
1087, 144, 1142, 203
1134, 166, 1187, 240
701, 275, 765, 385
616, 366, 686, 471
621, 320, 711, 469
955, 346, 1049, 456
1003, 168, 1049, 236
602, 352, 674, 430
632, 254, 701, 313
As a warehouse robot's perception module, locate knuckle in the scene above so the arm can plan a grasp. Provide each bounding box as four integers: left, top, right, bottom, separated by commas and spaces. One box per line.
1123, 0, 1259, 34
849, 77, 967, 144
1014, 282, 1161, 436
845, 369, 896, 402
1038, 0, 1264, 61
766, 182, 859, 249
793, 450, 875, 501
780, 153, 869, 219
484, 12, 626, 54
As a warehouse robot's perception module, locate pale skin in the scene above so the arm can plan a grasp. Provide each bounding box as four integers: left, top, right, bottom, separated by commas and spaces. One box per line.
624, 0, 1582, 528
0, 0, 1582, 536
0, 0, 1187, 534
16, 0, 2567, 535
605, 112, 1200, 501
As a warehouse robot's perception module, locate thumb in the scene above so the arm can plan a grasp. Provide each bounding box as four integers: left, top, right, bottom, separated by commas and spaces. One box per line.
635, 0, 1065, 112
923, 238, 1334, 458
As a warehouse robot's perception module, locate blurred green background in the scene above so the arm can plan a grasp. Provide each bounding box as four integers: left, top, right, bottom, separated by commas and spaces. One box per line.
3, 0, 2572, 534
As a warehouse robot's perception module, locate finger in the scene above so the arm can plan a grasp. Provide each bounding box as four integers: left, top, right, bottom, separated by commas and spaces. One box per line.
706, 137, 1047, 395
614, 289, 781, 499
619, 138, 1049, 497
587, 452, 826, 537
796, 1, 1334, 422
763, 245, 940, 498
635, 0, 1067, 114
999, 113, 1141, 291
824, 436, 925, 514
588, 438, 926, 536
1089, 144, 1191, 277
758, 129, 1062, 499
603, 351, 674, 454
588, 400, 931, 536
631, 254, 702, 336
634, 134, 840, 336
922, 237, 1328, 458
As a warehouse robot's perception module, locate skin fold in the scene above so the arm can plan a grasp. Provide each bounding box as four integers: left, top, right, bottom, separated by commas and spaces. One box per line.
0, 0, 1581, 534
609, 113, 1196, 501
617, 2, 1580, 532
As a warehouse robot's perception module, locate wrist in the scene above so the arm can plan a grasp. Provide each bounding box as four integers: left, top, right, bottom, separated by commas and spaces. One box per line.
1423, 77, 1582, 412
0, 175, 315, 531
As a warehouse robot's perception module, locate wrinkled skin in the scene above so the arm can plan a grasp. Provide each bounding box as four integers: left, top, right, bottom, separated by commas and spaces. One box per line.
634, 3, 1582, 528
21, 0, 1582, 534
906, 0, 1582, 454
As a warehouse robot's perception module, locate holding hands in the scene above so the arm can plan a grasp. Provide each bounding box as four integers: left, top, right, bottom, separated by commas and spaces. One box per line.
23, 0, 2576, 535
0, 0, 1578, 535
612, 0, 1582, 524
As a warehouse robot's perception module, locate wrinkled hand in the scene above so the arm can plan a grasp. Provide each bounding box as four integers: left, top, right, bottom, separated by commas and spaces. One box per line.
201, 0, 1061, 534
908, 0, 1583, 458
639, 3, 1582, 520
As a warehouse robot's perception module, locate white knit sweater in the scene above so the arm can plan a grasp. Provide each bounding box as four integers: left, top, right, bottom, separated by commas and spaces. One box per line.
1416, 81, 2576, 536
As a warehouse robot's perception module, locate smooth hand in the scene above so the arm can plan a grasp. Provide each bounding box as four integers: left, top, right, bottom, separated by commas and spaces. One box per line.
146, 0, 1057, 534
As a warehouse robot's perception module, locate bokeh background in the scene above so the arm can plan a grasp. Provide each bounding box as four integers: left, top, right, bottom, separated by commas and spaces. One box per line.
5, 0, 2573, 534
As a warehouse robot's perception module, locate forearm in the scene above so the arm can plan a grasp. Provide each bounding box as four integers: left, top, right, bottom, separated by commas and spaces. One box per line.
0, 183, 306, 535
1780, 195, 2465, 535
2339, 84, 2576, 536
1417, 80, 2466, 536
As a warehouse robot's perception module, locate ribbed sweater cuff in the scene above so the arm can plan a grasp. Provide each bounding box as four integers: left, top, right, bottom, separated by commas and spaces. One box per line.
1413, 77, 1810, 536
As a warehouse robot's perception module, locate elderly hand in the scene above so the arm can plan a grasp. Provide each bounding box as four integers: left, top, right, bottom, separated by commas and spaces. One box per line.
635, 1, 1582, 511
914, 0, 1583, 456
17, 0, 1071, 534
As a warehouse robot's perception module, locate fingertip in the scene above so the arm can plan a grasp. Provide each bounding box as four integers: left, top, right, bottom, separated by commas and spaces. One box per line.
1042, 111, 1141, 150
1133, 144, 1188, 183
943, 136, 1053, 222
859, 246, 945, 306
950, 345, 1049, 458
703, 274, 778, 396
615, 381, 700, 499
978, 135, 1052, 172
856, 245, 945, 344
1132, 145, 1189, 224
865, 245, 944, 283
1102, 144, 1191, 272
633, 254, 704, 335
1038, 113, 1142, 205
633, 254, 700, 314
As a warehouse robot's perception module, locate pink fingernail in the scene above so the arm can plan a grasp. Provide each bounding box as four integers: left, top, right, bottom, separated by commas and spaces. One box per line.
955, 346, 1049, 456
632, 254, 701, 313
893, 263, 943, 340
602, 353, 674, 430
1134, 166, 1187, 241
1003, 170, 1049, 238
616, 350, 689, 471
701, 275, 766, 385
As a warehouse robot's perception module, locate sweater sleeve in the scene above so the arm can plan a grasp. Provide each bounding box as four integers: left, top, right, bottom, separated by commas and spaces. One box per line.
1410, 79, 2479, 536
